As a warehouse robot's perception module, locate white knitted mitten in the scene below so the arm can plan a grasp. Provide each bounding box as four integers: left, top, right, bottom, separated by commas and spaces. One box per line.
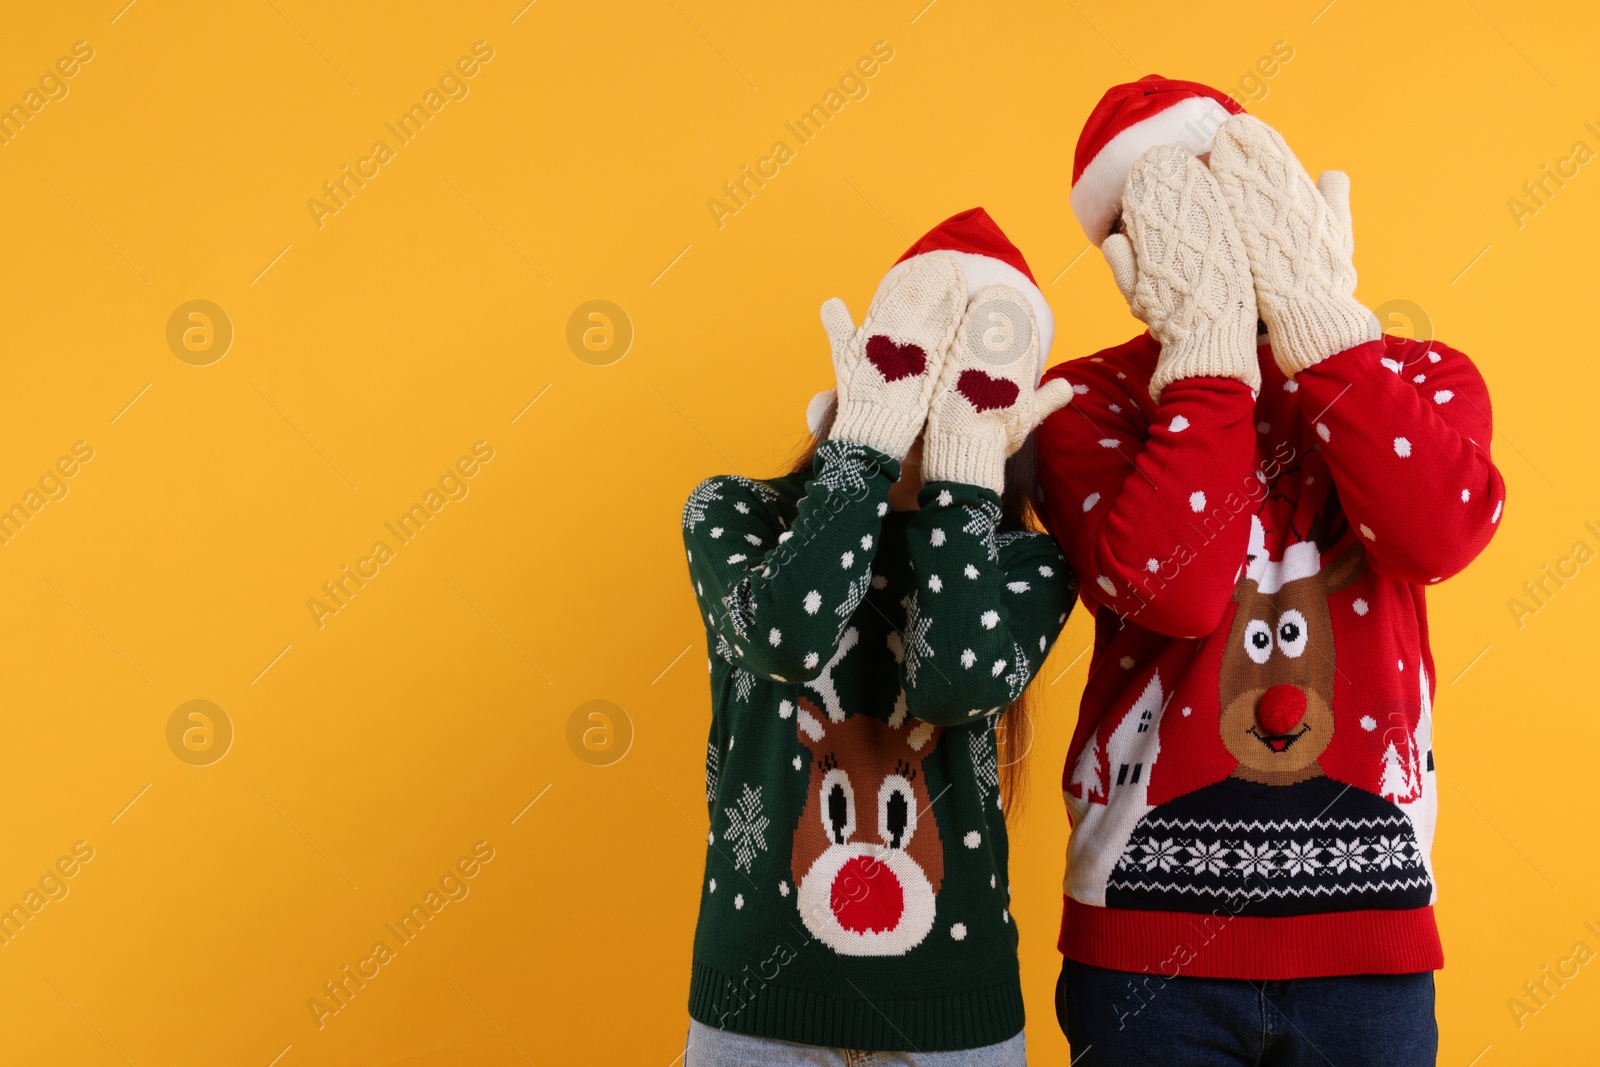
1209, 114, 1380, 375
821, 254, 966, 461
1101, 145, 1260, 401
923, 285, 1075, 494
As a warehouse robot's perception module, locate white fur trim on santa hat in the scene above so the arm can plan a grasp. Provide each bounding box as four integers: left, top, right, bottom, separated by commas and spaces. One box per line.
1071, 96, 1236, 247
805, 390, 836, 436
872, 251, 1053, 380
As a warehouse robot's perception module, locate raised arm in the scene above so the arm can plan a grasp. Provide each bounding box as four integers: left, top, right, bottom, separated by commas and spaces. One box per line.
899, 482, 1074, 724
1295, 337, 1504, 581
1036, 364, 1259, 637
895, 282, 1077, 723
684, 444, 897, 682
1208, 113, 1504, 582
1037, 143, 1266, 637
685, 252, 970, 681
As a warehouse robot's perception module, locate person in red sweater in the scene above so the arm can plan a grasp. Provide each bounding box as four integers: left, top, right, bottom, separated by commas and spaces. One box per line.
1036, 77, 1505, 1065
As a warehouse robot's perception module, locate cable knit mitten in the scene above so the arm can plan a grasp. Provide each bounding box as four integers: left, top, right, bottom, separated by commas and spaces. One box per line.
923, 285, 1075, 494
1102, 145, 1260, 401
820, 254, 966, 460
1209, 113, 1380, 376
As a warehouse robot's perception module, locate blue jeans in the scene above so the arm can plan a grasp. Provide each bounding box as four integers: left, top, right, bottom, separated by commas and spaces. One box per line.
1055, 959, 1437, 1066
685, 1020, 1027, 1066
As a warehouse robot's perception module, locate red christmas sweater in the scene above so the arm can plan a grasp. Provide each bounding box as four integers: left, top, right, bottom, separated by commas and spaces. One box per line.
1034, 332, 1504, 979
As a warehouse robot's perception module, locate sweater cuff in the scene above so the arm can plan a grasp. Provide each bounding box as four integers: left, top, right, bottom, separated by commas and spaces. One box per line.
917, 478, 1003, 512
1154, 374, 1260, 410
812, 437, 901, 488
1291, 335, 1391, 380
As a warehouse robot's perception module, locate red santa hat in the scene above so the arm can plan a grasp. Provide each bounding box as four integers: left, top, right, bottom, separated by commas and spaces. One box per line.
1070, 76, 1245, 248
807, 207, 1052, 434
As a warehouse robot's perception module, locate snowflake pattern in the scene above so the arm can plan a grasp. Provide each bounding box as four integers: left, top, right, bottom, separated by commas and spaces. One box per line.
722, 579, 757, 641
969, 719, 999, 807
814, 441, 874, 497
682, 480, 723, 532
901, 592, 935, 688
705, 740, 719, 802
1278, 839, 1319, 876
961, 500, 1003, 562
1187, 840, 1230, 875
1235, 841, 1275, 878
722, 783, 770, 872
733, 668, 756, 703
1001, 640, 1031, 700
1326, 838, 1367, 874
1116, 831, 1421, 882
835, 571, 872, 622
1139, 838, 1182, 872
724, 476, 781, 507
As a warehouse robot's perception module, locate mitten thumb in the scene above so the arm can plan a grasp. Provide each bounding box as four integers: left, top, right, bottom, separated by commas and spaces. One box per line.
1034, 378, 1076, 421
1006, 376, 1076, 455
820, 298, 856, 366
1317, 170, 1352, 242
1102, 233, 1137, 305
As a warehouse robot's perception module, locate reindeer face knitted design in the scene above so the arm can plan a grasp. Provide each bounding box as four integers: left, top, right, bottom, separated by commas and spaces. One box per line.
791, 695, 944, 956
1219, 525, 1367, 785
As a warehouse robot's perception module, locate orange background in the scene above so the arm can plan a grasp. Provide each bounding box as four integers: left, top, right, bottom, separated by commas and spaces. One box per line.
1, 1, 1596, 1063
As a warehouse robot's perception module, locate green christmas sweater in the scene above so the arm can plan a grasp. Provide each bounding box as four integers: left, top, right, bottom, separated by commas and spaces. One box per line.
681, 439, 1076, 1051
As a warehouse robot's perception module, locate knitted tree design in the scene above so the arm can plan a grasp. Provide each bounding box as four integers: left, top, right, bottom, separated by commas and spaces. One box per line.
1378, 741, 1410, 802
1068, 739, 1104, 800
835, 571, 872, 623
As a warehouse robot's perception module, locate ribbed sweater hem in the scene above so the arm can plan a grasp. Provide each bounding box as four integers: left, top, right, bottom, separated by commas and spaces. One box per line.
686, 959, 1025, 1052
1057, 898, 1443, 979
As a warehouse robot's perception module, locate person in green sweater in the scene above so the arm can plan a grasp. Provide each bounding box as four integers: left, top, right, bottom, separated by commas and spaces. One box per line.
681, 210, 1078, 1063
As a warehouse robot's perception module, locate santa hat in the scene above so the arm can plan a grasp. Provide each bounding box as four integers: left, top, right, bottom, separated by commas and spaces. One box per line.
1070, 76, 1245, 248
807, 207, 1053, 434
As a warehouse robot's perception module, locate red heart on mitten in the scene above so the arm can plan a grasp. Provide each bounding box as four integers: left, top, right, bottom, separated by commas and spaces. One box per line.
865, 335, 927, 382
956, 369, 1019, 412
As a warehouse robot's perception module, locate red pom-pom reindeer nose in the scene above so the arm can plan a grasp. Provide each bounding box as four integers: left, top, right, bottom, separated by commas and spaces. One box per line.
1256, 684, 1307, 736
831, 855, 904, 934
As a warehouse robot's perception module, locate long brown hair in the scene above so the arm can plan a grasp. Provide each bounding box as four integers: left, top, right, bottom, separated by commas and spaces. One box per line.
787, 405, 1044, 818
